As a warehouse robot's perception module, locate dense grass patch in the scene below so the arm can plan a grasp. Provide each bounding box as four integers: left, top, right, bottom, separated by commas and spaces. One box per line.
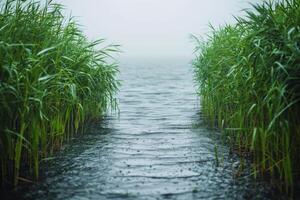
0, 0, 119, 186
193, 0, 300, 190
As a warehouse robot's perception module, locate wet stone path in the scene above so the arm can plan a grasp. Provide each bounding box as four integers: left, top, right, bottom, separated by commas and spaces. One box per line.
9, 58, 277, 199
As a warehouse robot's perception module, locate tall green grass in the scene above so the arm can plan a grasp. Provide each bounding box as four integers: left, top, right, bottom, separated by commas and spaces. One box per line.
193, 0, 300, 191
0, 0, 119, 186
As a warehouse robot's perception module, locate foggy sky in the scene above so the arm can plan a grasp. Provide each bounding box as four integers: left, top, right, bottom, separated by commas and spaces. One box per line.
56, 0, 261, 59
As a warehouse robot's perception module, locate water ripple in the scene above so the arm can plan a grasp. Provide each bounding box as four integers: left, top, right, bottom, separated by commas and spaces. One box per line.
4, 59, 284, 200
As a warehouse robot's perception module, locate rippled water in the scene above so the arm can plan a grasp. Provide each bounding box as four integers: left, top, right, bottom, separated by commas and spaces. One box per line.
4, 58, 282, 199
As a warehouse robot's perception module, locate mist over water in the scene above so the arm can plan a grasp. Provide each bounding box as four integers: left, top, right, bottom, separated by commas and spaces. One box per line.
55, 0, 261, 60
1, 1, 289, 199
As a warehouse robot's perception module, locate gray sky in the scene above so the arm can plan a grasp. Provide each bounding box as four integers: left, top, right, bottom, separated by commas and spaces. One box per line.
56, 0, 261, 59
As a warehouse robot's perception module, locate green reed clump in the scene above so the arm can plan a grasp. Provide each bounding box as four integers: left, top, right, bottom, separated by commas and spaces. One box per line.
0, 0, 119, 186
193, 0, 300, 190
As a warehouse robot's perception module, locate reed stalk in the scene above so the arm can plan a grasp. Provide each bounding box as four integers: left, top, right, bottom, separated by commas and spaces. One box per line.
193, 0, 300, 191
0, 0, 119, 186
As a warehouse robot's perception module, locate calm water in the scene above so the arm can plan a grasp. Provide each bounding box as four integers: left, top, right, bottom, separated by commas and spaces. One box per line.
4, 58, 282, 199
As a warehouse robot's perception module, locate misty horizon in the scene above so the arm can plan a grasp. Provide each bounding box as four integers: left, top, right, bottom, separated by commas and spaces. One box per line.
55, 0, 261, 60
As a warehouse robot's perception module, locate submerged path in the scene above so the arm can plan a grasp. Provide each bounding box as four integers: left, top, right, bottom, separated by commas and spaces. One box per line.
9, 58, 276, 199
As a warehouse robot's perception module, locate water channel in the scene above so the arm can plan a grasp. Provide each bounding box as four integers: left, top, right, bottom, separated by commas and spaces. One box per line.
4, 58, 281, 199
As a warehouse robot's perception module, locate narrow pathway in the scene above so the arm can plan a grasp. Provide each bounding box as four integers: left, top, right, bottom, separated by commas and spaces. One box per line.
11, 58, 275, 200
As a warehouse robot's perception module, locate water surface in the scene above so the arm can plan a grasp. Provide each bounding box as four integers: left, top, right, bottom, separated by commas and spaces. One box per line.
5, 58, 280, 199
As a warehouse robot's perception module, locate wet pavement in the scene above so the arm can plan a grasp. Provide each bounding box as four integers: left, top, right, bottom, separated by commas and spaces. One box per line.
4, 57, 282, 199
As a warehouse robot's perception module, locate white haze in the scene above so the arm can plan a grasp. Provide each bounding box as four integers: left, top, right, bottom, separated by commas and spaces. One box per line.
55, 0, 262, 61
